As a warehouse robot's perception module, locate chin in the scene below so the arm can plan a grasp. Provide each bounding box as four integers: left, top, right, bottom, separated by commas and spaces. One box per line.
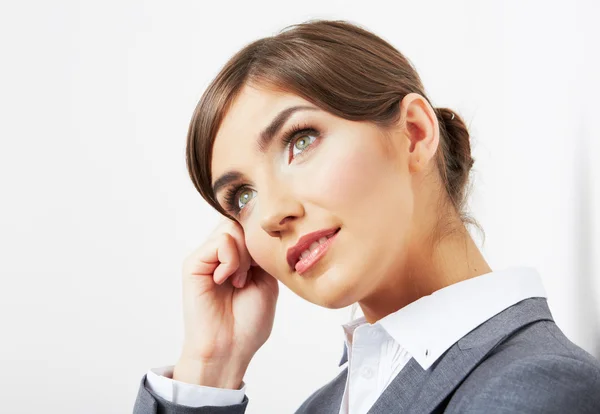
300, 264, 357, 309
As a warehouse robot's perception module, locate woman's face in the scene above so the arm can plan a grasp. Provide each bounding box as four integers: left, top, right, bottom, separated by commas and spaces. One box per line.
211, 83, 438, 309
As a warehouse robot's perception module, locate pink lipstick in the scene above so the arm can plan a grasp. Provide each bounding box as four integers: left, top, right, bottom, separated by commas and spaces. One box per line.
287, 228, 340, 275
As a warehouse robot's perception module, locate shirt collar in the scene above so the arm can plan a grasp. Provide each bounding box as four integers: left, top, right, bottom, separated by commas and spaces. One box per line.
339, 266, 547, 370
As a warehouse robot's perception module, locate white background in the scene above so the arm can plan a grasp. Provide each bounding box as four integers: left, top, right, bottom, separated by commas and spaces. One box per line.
1, 1, 599, 413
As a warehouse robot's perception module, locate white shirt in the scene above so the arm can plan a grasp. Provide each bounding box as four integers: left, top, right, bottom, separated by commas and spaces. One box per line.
146, 266, 547, 413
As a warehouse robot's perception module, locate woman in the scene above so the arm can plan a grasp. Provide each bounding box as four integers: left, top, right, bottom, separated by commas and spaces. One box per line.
133, 20, 600, 413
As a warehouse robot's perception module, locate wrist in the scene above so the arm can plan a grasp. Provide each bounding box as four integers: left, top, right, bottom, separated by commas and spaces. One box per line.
173, 355, 249, 389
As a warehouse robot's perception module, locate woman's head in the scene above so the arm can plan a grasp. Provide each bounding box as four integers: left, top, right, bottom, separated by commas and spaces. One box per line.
186, 20, 480, 310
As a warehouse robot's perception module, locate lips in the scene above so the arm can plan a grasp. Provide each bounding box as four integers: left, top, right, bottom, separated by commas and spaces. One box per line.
286, 227, 340, 271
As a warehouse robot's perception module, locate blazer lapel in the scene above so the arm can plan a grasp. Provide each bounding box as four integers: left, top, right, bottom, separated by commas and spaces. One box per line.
366, 357, 428, 413
366, 297, 553, 414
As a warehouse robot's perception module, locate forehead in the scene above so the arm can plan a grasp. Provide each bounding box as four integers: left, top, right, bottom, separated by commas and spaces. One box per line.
211, 84, 312, 180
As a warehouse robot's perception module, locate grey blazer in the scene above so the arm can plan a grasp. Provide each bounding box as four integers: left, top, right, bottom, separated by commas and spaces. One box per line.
133, 298, 600, 413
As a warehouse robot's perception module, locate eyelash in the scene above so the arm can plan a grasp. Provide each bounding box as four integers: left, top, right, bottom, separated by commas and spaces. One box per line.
222, 123, 321, 215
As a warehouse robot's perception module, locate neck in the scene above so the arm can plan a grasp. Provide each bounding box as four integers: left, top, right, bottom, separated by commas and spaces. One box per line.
358, 223, 492, 324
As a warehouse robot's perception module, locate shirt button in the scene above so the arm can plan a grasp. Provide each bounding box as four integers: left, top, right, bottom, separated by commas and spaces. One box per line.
361, 366, 375, 379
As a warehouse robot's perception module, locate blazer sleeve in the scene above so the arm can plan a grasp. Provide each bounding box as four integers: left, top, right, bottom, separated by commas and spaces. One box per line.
133, 373, 249, 414
449, 354, 600, 414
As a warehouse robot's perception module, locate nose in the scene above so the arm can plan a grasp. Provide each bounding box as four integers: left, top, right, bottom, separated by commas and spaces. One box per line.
259, 183, 304, 237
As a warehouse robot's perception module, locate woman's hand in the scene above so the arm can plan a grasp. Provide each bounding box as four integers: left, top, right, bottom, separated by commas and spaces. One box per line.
173, 216, 279, 389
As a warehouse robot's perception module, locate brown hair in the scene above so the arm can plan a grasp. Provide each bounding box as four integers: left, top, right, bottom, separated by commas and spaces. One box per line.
186, 19, 483, 241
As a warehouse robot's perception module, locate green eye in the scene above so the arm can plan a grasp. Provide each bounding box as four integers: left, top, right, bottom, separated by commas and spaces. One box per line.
292, 134, 317, 157
238, 188, 256, 210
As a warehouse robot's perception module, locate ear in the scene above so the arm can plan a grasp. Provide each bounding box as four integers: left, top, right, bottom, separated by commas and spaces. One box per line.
397, 93, 440, 174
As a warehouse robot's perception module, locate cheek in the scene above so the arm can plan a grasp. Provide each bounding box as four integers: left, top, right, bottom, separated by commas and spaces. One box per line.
304, 133, 413, 256
307, 138, 392, 210
244, 231, 281, 277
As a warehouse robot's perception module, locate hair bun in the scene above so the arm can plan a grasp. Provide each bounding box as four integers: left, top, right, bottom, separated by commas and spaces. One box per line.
435, 107, 474, 211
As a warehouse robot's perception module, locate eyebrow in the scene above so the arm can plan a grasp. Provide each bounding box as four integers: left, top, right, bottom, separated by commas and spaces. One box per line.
212, 105, 318, 195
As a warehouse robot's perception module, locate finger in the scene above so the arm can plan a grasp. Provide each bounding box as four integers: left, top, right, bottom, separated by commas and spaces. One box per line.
182, 236, 223, 277
183, 218, 250, 287
214, 261, 238, 286
213, 233, 240, 285
223, 221, 252, 287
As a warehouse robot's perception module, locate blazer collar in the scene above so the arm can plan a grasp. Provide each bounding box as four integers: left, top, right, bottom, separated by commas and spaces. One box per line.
338, 267, 546, 368
367, 297, 554, 413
